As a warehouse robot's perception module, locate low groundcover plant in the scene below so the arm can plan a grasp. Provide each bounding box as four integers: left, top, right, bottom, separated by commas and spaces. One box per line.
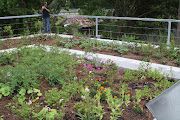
0, 44, 178, 120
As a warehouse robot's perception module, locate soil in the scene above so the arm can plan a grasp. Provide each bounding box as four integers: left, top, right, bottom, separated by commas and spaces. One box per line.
0, 37, 174, 120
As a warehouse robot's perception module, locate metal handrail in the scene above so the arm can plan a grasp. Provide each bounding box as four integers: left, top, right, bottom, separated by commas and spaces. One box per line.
0, 14, 180, 45
51, 14, 180, 23
1, 14, 180, 22
0, 14, 42, 20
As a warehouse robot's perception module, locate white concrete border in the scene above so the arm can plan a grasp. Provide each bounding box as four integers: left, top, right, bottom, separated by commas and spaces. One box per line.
0, 44, 180, 80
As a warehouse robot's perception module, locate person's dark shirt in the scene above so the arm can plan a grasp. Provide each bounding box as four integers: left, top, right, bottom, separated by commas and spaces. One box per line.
42, 7, 50, 18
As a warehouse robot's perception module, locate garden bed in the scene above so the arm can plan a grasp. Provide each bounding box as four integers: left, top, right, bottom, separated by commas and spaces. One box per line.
0, 34, 179, 67
0, 45, 177, 120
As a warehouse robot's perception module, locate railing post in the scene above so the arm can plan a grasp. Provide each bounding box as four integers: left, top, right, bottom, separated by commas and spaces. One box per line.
167, 21, 171, 45
96, 17, 98, 38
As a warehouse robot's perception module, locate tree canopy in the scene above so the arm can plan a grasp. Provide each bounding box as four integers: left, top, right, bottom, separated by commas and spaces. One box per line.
0, 0, 179, 19
74, 0, 179, 19
0, 0, 70, 17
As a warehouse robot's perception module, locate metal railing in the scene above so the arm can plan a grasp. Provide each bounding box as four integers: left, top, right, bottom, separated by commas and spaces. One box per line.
0, 14, 180, 46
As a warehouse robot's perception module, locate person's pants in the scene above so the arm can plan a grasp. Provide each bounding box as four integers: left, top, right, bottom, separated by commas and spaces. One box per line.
43, 17, 50, 33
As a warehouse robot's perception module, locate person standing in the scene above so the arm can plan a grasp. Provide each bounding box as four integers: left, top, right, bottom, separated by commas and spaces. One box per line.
41, 2, 50, 33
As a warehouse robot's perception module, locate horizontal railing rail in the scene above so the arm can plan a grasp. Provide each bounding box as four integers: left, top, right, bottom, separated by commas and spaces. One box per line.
1, 14, 180, 22
0, 14, 42, 20
51, 14, 180, 22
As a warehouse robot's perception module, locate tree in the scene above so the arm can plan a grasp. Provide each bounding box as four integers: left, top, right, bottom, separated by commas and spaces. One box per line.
74, 0, 179, 40
46, 0, 71, 29
0, 0, 41, 16
0, 0, 71, 33
77, 0, 178, 18
177, 0, 180, 37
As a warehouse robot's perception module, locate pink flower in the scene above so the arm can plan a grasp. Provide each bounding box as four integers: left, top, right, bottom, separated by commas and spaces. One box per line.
85, 88, 89, 92
74, 76, 78, 80
88, 68, 91, 71
81, 95, 85, 99
46, 107, 51, 111
77, 60, 81, 63
26, 100, 32, 105
117, 74, 121, 76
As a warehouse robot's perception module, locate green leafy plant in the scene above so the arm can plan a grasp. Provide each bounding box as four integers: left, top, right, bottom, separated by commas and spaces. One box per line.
33, 107, 60, 120
10, 100, 34, 119
106, 88, 124, 120
74, 86, 105, 120
174, 59, 180, 66
146, 68, 164, 81
153, 51, 164, 59
45, 65, 67, 86
134, 106, 143, 114
122, 70, 136, 82
0, 83, 11, 99
94, 91, 106, 120
121, 34, 136, 43
0, 115, 5, 120
135, 89, 143, 105
35, 20, 43, 33
140, 43, 153, 56
15, 88, 42, 103
45, 87, 69, 108
0, 51, 15, 65
65, 23, 82, 34
45, 88, 62, 107
3, 25, 13, 37
2, 65, 40, 94
161, 59, 167, 65
0, 40, 4, 46
113, 45, 129, 55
